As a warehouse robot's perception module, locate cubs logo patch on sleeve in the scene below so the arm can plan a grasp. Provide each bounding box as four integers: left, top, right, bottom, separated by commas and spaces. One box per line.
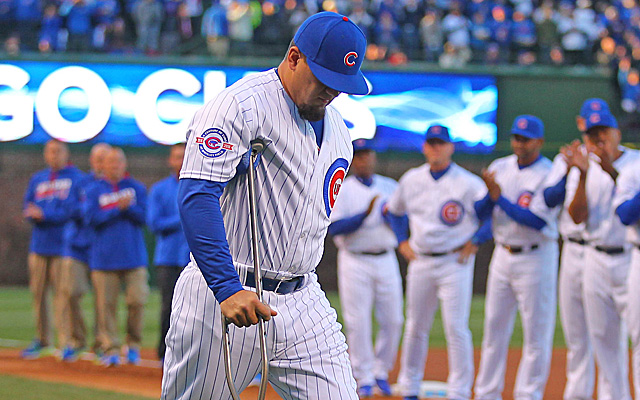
197, 128, 235, 158
517, 191, 533, 208
324, 158, 349, 217
439, 200, 465, 226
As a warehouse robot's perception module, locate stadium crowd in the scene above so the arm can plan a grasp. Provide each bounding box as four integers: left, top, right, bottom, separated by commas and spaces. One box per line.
3, 0, 640, 110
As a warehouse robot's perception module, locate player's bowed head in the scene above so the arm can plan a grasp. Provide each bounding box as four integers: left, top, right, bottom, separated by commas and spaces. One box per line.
277, 12, 369, 122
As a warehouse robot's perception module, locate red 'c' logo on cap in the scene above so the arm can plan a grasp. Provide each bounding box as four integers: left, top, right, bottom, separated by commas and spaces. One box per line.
517, 119, 527, 129
432, 126, 441, 133
344, 52, 358, 67
590, 113, 600, 123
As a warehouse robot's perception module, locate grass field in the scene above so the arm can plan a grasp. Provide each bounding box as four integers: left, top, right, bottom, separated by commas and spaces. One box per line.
0, 286, 567, 350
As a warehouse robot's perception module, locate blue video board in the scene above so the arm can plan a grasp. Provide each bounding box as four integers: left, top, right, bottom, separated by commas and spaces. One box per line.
0, 60, 497, 153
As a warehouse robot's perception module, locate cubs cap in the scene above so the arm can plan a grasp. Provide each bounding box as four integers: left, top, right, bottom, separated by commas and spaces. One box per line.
511, 115, 544, 139
352, 138, 374, 153
580, 98, 610, 118
585, 111, 618, 130
294, 12, 369, 95
425, 125, 451, 143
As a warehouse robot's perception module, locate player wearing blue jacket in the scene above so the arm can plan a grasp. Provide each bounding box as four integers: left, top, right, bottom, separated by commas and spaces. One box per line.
84, 147, 149, 367
22, 140, 84, 359
59, 143, 112, 362
147, 143, 190, 360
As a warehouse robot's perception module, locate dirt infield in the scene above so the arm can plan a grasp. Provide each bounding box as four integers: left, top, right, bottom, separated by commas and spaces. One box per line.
0, 347, 575, 399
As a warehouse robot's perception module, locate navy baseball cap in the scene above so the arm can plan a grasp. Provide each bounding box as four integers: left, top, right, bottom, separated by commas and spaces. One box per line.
580, 98, 610, 118
585, 111, 618, 130
511, 115, 544, 139
425, 125, 451, 142
352, 138, 374, 152
294, 12, 369, 95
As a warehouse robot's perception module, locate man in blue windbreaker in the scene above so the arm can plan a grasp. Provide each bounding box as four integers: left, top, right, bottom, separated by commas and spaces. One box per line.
84, 147, 149, 367
22, 139, 84, 359
147, 142, 190, 360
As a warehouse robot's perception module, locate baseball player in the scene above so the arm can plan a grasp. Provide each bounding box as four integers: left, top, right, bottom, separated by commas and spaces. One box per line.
84, 147, 149, 367
387, 125, 489, 400
147, 142, 190, 360
565, 110, 638, 400
22, 139, 84, 359
328, 139, 404, 398
58, 142, 112, 362
541, 98, 619, 399
614, 148, 640, 399
474, 115, 559, 400
161, 12, 369, 400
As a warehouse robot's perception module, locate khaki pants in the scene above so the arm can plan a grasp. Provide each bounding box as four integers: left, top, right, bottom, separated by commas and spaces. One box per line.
27, 253, 65, 347
91, 267, 149, 354
59, 257, 90, 349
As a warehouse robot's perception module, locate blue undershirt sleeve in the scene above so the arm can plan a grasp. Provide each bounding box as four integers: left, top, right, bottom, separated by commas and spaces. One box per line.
543, 175, 567, 208
386, 212, 409, 243
178, 178, 243, 303
471, 219, 493, 245
616, 191, 640, 226
474, 193, 495, 221
496, 195, 547, 230
328, 212, 367, 236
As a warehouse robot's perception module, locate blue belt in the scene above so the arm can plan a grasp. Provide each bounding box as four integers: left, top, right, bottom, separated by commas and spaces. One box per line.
244, 273, 305, 294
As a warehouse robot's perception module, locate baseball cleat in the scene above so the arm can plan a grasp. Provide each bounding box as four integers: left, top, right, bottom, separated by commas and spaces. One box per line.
375, 378, 393, 396
60, 346, 80, 362
127, 347, 140, 365
100, 353, 120, 367
403, 396, 419, 400
357, 384, 373, 398
21, 339, 55, 359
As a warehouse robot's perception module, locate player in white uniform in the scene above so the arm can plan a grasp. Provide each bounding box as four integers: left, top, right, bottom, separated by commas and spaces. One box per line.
614, 152, 640, 400
161, 12, 369, 400
387, 125, 489, 400
565, 110, 638, 400
474, 115, 559, 400
328, 139, 404, 398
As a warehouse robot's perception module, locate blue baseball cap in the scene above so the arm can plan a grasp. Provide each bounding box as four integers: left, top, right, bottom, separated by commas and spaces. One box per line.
425, 125, 451, 142
294, 12, 369, 95
352, 138, 374, 152
580, 98, 610, 118
511, 115, 544, 139
585, 111, 618, 130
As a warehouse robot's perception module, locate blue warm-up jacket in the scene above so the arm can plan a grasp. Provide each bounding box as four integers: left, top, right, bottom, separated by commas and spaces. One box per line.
147, 175, 190, 267
63, 171, 101, 264
24, 165, 84, 256
83, 176, 148, 271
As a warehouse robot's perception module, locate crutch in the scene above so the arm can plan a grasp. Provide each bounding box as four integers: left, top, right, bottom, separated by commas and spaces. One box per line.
222, 138, 268, 400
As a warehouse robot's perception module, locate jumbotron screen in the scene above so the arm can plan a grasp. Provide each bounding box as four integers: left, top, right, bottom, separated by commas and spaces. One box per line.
0, 61, 497, 153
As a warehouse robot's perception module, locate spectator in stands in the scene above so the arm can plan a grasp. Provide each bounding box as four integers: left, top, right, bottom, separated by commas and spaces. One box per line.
286, 1, 309, 37
226, 0, 253, 56
39, 4, 63, 53
0, 0, 14, 44
201, 0, 229, 57
22, 140, 84, 359
349, 1, 375, 40
162, 0, 184, 54
439, 40, 471, 68
147, 143, 190, 360
93, 0, 120, 51
490, 5, 512, 63
469, 11, 490, 62
621, 68, 640, 112
511, 11, 536, 55
84, 147, 149, 367
420, 9, 443, 62
442, 5, 470, 59
596, 34, 617, 67
16, 0, 42, 51
399, 0, 424, 60
133, 0, 163, 55
534, 2, 559, 64
374, 10, 401, 55
253, 1, 288, 54
61, 0, 96, 53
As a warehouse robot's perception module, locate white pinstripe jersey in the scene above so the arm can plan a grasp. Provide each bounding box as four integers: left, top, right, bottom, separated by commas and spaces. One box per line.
386, 163, 486, 253
541, 154, 584, 239
489, 154, 556, 245
180, 68, 353, 279
330, 174, 398, 253
613, 157, 640, 245
567, 146, 639, 246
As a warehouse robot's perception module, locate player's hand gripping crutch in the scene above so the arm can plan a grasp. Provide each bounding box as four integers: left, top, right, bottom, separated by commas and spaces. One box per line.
222, 139, 269, 400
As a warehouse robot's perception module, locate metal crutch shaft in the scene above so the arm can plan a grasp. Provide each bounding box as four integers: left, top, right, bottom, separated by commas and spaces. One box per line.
222, 139, 268, 400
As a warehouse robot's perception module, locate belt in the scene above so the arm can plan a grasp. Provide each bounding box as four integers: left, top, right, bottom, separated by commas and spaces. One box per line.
421, 245, 464, 257
567, 237, 587, 245
594, 245, 625, 255
243, 273, 305, 294
501, 244, 539, 254
353, 250, 389, 256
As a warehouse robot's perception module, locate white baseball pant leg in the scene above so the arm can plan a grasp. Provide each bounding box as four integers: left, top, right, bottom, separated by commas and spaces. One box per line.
161, 263, 358, 400
397, 253, 474, 400
475, 241, 558, 400
337, 250, 403, 387
582, 246, 631, 400
628, 247, 640, 400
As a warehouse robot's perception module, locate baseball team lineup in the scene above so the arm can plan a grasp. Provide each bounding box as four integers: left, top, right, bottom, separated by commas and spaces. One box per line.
16, 9, 640, 400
